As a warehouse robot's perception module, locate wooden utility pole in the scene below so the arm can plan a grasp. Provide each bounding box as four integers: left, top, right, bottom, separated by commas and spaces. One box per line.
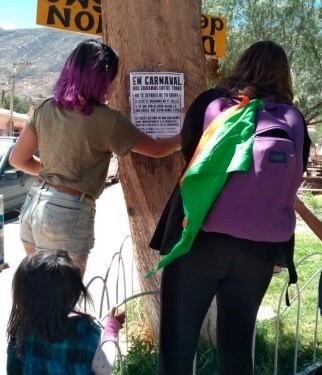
103, 1, 207, 341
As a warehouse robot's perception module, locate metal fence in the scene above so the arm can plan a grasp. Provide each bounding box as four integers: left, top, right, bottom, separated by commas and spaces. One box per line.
82, 235, 322, 375
272, 253, 322, 375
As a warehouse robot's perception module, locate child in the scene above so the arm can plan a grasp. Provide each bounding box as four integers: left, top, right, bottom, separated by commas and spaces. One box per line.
7, 249, 125, 375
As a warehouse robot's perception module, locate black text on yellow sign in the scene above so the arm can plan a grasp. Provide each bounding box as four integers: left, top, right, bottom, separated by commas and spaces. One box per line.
36, 0, 102, 36
201, 15, 227, 59
36, 2, 227, 59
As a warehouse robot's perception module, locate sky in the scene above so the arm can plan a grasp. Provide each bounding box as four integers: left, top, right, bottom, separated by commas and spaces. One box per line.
0, 0, 38, 29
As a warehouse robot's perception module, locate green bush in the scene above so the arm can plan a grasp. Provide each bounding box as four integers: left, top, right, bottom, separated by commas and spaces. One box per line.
302, 192, 321, 216
114, 336, 158, 375
114, 338, 218, 375
1, 94, 30, 113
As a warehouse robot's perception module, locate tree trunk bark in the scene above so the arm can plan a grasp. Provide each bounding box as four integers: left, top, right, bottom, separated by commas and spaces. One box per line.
103, 1, 207, 342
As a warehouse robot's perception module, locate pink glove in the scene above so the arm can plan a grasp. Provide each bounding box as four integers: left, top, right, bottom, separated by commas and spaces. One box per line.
103, 317, 121, 342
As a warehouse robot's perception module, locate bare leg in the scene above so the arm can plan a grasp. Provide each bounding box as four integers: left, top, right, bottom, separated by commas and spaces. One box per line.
22, 241, 36, 256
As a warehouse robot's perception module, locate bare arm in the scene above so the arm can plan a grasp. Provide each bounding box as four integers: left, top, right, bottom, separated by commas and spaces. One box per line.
294, 195, 322, 241
91, 308, 125, 375
131, 133, 181, 158
9, 126, 40, 176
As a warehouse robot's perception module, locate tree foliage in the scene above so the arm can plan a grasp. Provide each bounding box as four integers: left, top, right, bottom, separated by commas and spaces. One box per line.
0, 93, 29, 114
202, 0, 322, 124
310, 123, 322, 144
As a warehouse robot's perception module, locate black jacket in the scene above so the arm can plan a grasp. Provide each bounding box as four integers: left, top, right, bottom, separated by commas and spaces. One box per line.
149, 88, 229, 254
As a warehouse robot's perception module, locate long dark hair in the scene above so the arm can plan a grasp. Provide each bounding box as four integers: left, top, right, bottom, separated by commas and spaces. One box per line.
52, 39, 119, 115
7, 250, 91, 353
219, 40, 293, 104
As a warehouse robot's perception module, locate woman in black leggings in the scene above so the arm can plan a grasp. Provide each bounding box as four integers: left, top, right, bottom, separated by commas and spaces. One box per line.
158, 232, 276, 375
154, 41, 310, 375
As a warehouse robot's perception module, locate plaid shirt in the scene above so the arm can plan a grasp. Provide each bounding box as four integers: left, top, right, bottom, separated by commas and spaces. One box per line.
7, 316, 101, 375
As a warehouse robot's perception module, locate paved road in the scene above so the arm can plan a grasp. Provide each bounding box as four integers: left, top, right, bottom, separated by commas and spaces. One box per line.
0, 183, 138, 371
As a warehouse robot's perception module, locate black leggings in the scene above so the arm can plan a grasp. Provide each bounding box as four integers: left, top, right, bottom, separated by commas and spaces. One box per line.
156, 231, 275, 375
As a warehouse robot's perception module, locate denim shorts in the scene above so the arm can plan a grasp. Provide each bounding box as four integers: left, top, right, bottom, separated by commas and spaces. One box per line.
20, 183, 96, 256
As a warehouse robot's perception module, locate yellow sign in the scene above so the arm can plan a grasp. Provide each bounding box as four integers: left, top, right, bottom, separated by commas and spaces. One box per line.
201, 14, 227, 59
36, 3, 227, 59
36, 0, 102, 36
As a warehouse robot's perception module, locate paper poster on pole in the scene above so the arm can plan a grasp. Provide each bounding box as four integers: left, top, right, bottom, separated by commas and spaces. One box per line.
130, 72, 184, 138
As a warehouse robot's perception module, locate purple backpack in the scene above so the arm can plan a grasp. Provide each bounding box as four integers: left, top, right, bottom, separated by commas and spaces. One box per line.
202, 97, 305, 242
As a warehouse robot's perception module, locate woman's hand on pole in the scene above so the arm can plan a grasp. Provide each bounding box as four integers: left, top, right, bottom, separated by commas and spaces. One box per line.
131, 132, 181, 158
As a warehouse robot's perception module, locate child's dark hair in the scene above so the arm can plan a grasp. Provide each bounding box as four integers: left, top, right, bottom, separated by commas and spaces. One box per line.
7, 250, 91, 353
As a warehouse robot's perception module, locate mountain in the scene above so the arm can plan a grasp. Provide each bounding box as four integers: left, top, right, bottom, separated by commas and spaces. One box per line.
0, 27, 91, 99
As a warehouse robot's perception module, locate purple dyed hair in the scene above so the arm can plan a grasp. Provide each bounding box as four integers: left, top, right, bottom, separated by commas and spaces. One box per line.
52, 39, 119, 115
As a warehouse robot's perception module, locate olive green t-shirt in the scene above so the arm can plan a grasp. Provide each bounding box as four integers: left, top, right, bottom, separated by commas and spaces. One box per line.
29, 99, 141, 199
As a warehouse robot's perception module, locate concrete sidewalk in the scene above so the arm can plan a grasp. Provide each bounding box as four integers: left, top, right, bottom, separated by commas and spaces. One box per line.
0, 183, 135, 372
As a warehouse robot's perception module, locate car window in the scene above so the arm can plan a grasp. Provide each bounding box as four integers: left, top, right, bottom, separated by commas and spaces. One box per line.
0, 142, 10, 160
0, 139, 14, 163
3, 158, 14, 172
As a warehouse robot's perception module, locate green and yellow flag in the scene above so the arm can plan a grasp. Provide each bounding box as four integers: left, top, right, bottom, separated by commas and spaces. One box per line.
147, 97, 264, 278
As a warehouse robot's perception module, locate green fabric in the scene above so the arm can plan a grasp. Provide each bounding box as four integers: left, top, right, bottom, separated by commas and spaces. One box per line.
147, 99, 264, 277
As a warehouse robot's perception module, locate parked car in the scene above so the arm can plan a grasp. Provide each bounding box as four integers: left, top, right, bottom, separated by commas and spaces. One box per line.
105, 153, 119, 186
0, 137, 37, 214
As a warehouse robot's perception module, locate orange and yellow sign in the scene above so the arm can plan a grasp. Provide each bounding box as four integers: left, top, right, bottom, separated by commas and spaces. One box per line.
201, 14, 227, 59
36, 0, 102, 36
37, 2, 227, 59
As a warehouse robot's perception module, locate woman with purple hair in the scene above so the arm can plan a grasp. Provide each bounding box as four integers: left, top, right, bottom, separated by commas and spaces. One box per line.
9, 39, 181, 274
